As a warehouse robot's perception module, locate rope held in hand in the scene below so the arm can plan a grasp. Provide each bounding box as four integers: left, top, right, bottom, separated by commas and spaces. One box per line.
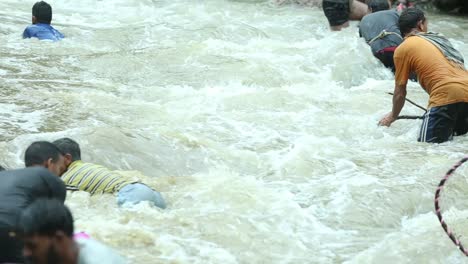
434, 156, 468, 256
387, 92, 426, 120
387, 92, 427, 112
396, 115, 423, 120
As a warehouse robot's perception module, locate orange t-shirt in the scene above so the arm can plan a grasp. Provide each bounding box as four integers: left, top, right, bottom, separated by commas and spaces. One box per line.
394, 36, 468, 108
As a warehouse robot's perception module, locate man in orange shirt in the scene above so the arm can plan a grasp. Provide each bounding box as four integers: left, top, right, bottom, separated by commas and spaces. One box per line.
379, 8, 468, 143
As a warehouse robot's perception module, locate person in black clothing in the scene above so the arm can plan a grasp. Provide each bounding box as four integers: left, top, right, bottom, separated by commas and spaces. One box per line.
0, 167, 66, 263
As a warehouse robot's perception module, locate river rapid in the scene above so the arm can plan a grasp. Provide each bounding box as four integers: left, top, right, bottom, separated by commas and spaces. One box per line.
1, 0, 468, 263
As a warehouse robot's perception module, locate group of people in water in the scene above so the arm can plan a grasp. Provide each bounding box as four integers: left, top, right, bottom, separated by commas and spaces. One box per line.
2, 0, 467, 263
0, 1, 172, 262
0, 137, 168, 263
323, 0, 468, 143
0, 2, 166, 262
21, 0, 468, 143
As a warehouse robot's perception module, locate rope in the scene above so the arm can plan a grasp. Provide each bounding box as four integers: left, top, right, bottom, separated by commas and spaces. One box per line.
434, 156, 468, 256
368, 30, 403, 45
386, 92, 427, 120
396, 115, 423, 120
387, 92, 427, 112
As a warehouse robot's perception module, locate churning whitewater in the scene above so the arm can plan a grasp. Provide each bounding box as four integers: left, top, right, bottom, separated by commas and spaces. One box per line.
0, 0, 468, 263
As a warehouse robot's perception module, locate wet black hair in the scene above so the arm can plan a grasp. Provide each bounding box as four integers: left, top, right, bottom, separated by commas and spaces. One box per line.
24, 141, 63, 167
399, 7, 426, 36
0, 165, 4, 171
53, 138, 81, 161
32, 1, 52, 24
368, 0, 390, 12
17, 198, 73, 237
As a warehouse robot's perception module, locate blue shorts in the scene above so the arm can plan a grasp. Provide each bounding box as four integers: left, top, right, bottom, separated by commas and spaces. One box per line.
418, 102, 468, 143
117, 183, 166, 209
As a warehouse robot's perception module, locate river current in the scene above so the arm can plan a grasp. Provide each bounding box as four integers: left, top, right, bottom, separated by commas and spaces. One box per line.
1, 0, 468, 263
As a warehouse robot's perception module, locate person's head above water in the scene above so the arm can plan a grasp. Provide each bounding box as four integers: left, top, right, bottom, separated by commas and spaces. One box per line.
24, 141, 66, 176
17, 198, 76, 264
32, 1, 53, 24
368, 0, 391, 12
398, 7, 427, 36
53, 138, 81, 167
18, 198, 126, 264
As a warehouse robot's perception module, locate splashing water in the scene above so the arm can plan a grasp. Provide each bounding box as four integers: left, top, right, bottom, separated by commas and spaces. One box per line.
1, 0, 468, 263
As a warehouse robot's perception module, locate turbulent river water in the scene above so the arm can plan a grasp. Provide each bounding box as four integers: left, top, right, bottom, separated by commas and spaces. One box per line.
1, 0, 468, 263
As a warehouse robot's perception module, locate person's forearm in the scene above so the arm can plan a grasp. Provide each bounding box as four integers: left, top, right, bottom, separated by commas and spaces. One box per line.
391, 85, 407, 119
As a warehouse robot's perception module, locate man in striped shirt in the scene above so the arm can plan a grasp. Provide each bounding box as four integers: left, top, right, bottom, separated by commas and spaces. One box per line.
53, 138, 166, 209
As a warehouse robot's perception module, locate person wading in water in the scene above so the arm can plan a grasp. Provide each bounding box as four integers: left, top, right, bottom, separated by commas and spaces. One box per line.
378, 8, 468, 143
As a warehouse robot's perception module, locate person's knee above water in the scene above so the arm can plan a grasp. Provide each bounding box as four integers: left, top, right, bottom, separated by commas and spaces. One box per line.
24, 141, 67, 176
378, 8, 468, 143
322, 0, 369, 31
23, 1, 64, 41
0, 168, 66, 263
17, 198, 126, 264
53, 138, 166, 209
359, 0, 402, 73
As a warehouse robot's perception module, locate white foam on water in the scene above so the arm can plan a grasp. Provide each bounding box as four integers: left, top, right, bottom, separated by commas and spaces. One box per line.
1, 0, 468, 263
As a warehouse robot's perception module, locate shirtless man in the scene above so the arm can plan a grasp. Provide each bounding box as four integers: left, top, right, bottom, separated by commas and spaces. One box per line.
322, 0, 369, 31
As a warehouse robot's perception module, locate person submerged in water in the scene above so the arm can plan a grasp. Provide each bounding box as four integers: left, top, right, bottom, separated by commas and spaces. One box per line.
23, 1, 64, 41
322, 0, 369, 31
53, 138, 166, 209
359, 0, 402, 73
378, 8, 468, 143
17, 198, 126, 264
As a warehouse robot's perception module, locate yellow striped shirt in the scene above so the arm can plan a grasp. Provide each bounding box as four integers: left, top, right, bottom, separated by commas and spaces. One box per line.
62, 161, 137, 194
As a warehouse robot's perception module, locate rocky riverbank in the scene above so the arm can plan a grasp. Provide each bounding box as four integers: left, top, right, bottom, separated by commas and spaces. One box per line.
274, 0, 467, 14
432, 0, 467, 14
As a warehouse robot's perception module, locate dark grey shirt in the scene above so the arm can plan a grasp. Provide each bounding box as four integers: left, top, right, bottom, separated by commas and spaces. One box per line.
359, 10, 402, 55
0, 167, 66, 229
